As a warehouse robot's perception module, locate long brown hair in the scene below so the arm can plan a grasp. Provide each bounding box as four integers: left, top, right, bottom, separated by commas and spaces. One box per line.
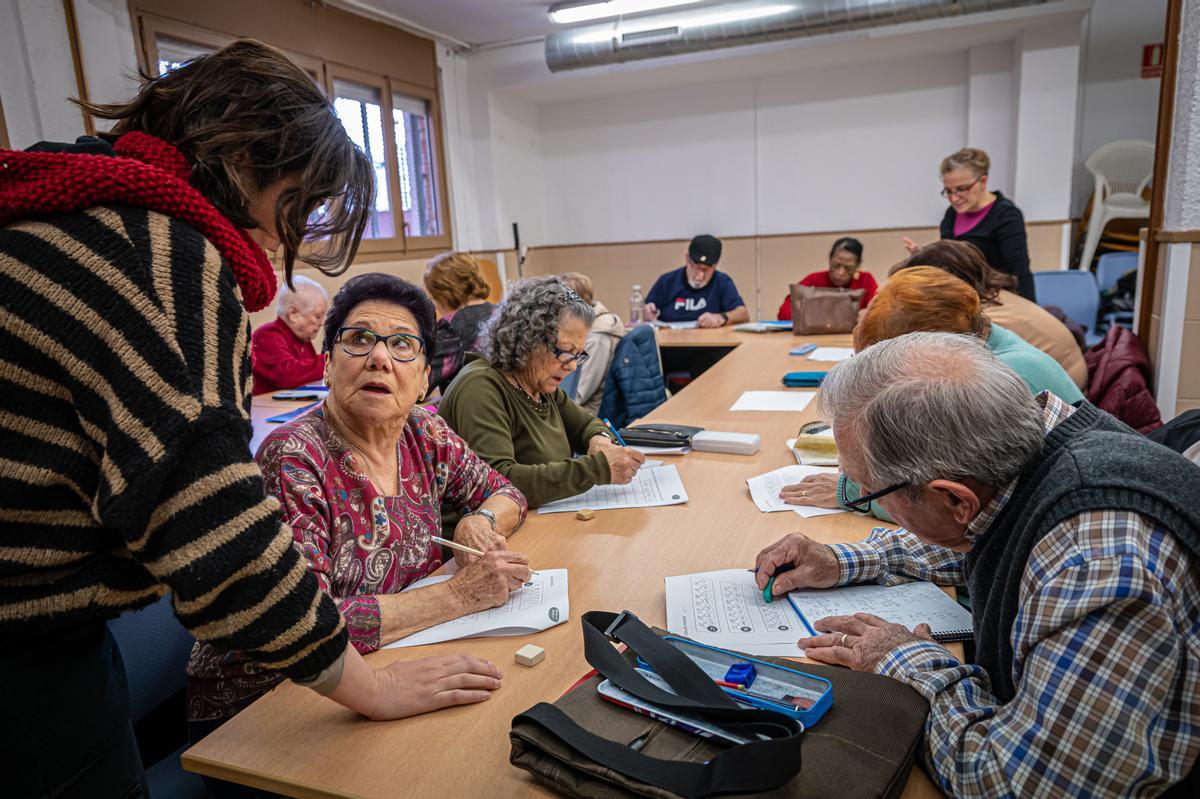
76, 39, 372, 281
889, 240, 1017, 305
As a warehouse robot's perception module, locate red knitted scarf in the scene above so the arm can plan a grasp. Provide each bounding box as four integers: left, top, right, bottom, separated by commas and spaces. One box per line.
0, 131, 277, 312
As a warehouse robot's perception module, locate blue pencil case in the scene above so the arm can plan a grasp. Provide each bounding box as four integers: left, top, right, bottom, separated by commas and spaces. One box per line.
635, 636, 834, 727
782, 371, 827, 388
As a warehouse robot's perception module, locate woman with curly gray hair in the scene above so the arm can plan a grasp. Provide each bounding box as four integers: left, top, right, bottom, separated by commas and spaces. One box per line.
439, 276, 646, 507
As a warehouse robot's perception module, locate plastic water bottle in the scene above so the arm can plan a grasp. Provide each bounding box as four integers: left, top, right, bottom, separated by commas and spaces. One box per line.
629, 284, 644, 325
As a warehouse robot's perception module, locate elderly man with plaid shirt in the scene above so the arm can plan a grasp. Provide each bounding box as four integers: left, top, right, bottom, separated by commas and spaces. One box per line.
756, 332, 1200, 797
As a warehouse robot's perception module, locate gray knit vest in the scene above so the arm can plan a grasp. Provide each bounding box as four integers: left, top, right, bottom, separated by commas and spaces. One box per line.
965, 401, 1200, 794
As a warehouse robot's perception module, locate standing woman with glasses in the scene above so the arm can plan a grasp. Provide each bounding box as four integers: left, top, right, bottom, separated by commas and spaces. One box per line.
901, 147, 1036, 301
0, 40, 503, 798
188, 273, 531, 760
439, 276, 646, 508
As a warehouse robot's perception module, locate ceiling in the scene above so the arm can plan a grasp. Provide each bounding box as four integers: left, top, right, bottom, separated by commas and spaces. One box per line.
340, 0, 559, 47
339, 0, 733, 48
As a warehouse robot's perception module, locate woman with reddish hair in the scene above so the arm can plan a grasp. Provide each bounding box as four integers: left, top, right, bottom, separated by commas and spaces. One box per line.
779, 267, 1081, 519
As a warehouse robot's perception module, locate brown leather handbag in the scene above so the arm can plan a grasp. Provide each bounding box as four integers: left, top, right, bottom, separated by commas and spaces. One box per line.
789, 285, 863, 335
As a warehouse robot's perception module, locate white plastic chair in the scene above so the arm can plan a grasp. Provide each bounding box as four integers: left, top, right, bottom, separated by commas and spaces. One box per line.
1078, 140, 1154, 271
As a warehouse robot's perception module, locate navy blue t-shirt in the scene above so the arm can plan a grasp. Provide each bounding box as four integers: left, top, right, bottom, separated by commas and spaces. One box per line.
645, 267, 746, 322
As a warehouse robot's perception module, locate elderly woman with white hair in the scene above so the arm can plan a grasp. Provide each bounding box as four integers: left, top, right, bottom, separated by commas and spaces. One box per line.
252, 273, 329, 394
439, 276, 646, 507
754, 332, 1200, 797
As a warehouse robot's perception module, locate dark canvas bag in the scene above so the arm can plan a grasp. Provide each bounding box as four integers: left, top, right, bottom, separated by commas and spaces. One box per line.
789, 285, 863, 335
510, 611, 930, 799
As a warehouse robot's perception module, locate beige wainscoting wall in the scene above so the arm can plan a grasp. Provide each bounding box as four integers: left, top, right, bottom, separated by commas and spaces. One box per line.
246, 221, 1069, 349
519, 221, 1069, 321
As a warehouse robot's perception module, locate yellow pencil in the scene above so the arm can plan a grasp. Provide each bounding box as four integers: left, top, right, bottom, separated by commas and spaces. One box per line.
431, 535, 484, 557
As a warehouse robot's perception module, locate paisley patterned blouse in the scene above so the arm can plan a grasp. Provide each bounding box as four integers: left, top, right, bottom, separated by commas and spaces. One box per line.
185, 403, 527, 723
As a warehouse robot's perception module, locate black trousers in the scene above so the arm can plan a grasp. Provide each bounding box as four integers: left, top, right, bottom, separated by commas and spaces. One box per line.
0, 621, 147, 799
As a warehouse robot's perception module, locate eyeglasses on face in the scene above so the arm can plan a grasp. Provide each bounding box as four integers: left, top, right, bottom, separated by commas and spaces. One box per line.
335, 327, 425, 363
844, 480, 908, 513
547, 340, 590, 366
940, 174, 985, 198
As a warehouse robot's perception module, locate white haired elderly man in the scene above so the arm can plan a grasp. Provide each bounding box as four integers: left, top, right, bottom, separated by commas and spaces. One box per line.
755, 332, 1200, 797
252, 274, 329, 395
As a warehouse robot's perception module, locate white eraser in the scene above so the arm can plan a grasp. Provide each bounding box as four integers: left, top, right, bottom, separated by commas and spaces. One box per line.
515, 644, 545, 667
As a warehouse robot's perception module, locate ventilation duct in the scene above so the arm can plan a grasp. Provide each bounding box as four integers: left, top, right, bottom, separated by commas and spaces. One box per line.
545, 0, 1048, 72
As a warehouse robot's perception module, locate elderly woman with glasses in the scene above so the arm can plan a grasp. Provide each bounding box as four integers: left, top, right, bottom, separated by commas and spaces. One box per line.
439, 276, 646, 508
187, 273, 531, 735
900, 147, 1036, 301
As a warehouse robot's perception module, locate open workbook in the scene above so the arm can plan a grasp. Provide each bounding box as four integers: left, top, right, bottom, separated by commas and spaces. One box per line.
666, 569, 972, 657
786, 580, 974, 643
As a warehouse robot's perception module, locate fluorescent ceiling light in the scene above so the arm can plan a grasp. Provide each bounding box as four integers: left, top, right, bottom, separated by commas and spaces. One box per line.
550, 0, 703, 25
572, 4, 793, 44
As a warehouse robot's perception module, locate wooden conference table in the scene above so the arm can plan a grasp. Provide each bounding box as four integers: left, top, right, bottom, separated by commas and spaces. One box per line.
185, 328, 952, 798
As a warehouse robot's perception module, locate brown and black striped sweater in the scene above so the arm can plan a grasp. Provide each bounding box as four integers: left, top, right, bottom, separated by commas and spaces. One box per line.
0, 202, 347, 679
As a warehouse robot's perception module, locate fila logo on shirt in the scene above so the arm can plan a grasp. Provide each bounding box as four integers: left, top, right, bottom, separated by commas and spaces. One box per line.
673, 297, 707, 312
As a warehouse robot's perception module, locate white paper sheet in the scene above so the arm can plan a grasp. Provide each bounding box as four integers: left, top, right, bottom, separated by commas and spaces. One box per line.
384, 569, 569, 648
807, 347, 854, 362
652, 320, 699, 330
665, 569, 808, 657
745, 465, 846, 518
537, 464, 688, 514
729, 391, 816, 413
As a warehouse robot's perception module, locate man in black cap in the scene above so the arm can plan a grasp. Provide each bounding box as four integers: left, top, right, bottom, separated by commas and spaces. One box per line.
644, 234, 748, 328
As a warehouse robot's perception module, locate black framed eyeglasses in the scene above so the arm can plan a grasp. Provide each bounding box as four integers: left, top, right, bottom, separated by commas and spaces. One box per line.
940, 174, 985, 198
844, 481, 908, 513
335, 327, 425, 363
548, 341, 590, 366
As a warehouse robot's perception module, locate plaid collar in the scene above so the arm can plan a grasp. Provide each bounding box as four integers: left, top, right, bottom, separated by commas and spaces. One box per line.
965, 392, 1076, 543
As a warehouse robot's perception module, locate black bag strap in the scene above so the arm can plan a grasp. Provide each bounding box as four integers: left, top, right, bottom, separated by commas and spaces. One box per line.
513, 611, 806, 798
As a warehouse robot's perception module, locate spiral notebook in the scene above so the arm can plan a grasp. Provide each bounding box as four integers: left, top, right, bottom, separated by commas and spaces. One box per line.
786, 580, 974, 643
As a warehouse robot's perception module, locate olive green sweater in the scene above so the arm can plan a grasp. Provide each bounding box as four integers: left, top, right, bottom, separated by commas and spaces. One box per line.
439, 355, 611, 508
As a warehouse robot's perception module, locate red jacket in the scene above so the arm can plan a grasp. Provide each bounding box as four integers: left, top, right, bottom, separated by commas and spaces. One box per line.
1084, 325, 1162, 434
777, 270, 878, 320
251, 317, 325, 395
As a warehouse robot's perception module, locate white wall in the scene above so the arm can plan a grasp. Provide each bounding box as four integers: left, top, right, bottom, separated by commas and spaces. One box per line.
754, 51, 967, 236
0, 0, 84, 148
1164, 0, 1200, 231
1073, 0, 1167, 216
452, 9, 1089, 252
540, 77, 757, 244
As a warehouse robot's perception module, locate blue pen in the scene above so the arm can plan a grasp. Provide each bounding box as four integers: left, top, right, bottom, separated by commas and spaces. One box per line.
602, 417, 628, 446
789, 343, 817, 356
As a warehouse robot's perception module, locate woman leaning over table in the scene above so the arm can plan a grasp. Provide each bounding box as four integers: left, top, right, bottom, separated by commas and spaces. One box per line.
892, 240, 1087, 389
439, 276, 646, 508
187, 274, 530, 746
0, 40, 502, 798
781, 267, 1083, 520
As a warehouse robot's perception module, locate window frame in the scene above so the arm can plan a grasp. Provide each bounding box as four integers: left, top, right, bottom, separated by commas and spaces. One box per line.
132, 13, 451, 258
387, 76, 452, 252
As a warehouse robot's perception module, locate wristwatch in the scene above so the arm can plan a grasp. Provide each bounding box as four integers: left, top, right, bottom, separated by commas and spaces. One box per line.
719, 312, 729, 325
463, 508, 497, 532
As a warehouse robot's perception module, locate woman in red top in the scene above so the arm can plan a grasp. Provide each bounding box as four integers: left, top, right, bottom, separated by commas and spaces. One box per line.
777, 237, 878, 320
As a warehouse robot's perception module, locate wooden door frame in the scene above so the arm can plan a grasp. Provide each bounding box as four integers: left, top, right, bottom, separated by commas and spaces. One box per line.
1139, 0, 1183, 342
